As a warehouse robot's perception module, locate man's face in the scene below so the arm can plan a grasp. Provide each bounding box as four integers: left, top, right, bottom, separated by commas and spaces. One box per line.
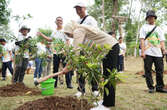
75, 6, 86, 18
0, 42, 5, 45
21, 29, 29, 36
119, 39, 123, 43
147, 16, 155, 24
55, 17, 63, 26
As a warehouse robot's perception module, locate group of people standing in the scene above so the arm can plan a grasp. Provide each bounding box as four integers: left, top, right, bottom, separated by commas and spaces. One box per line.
1, 1, 167, 110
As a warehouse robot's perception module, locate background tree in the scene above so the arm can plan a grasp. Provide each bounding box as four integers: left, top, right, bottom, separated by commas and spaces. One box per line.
88, 0, 167, 56
0, 0, 12, 40
87, 0, 128, 32
0, 0, 10, 25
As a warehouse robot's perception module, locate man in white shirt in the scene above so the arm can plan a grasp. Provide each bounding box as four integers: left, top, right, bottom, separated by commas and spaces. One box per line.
37, 16, 73, 89
140, 10, 167, 93
13, 26, 31, 83
117, 37, 126, 73
0, 39, 13, 81
74, 2, 99, 97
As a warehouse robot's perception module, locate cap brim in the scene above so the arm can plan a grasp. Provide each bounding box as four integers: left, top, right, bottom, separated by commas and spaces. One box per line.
19, 28, 31, 33
145, 15, 157, 20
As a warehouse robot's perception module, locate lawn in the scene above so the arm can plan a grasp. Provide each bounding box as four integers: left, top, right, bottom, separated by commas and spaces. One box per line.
0, 56, 167, 110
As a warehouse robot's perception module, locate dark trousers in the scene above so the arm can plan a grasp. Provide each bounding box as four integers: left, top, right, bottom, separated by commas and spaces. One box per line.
14, 56, 28, 83
102, 43, 119, 107
117, 55, 124, 72
144, 55, 164, 90
77, 74, 98, 93
2, 61, 13, 78
53, 54, 73, 87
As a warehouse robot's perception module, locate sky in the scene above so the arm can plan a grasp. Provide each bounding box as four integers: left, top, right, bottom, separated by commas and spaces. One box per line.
8, 0, 94, 36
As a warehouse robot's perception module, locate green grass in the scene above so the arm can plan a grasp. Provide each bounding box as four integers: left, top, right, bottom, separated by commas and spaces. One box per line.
1, 57, 167, 110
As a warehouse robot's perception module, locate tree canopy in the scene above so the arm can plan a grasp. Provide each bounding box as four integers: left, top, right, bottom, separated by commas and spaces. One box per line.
0, 0, 10, 25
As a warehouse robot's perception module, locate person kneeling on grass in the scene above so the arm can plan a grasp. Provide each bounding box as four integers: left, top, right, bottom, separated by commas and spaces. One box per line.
0, 39, 13, 81
34, 21, 119, 110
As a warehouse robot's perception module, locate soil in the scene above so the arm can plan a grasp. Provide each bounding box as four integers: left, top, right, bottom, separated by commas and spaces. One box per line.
0, 83, 40, 97
15, 96, 93, 110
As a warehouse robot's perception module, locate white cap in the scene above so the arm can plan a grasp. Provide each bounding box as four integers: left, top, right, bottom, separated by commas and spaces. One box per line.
74, 2, 86, 8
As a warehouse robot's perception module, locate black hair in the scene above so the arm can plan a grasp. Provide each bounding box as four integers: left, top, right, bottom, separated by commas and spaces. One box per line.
119, 37, 123, 40
108, 31, 115, 36
0, 38, 6, 42
56, 16, 63, 20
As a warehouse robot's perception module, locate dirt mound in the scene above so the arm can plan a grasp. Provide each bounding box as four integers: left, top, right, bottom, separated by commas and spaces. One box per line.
0, 83, 40, 97
15, 96, 93, 110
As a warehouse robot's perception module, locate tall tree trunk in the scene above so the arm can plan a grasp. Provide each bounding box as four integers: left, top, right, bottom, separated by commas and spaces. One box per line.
111, 0, 119, 32
102, 0, 106, 31
134, 0, 143, 57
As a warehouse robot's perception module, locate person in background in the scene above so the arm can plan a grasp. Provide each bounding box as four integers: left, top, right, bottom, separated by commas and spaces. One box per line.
0, 39, 13, 81
42, 42, 52, 77
140, 10, 167, 93
33, 41, 46, 81
13, 26, 31, 83
108, 31, 117, 39
26, 60, 33, 74
37, 16, 73, 89
117, 37, 126, 73
74, 1, 99, 97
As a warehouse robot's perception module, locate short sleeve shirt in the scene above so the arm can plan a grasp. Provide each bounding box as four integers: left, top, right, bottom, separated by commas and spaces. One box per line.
51, 29, 67, 54
15, 34, 30, 58
139, 24, 165, 57
2, 43, 12, 62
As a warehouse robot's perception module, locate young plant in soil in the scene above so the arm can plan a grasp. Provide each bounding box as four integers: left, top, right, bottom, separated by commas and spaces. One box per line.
58, 42, 123, 103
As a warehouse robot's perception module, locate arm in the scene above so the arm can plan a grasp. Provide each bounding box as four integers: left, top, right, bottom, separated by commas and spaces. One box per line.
9, 51, 13, 61
35, 65, 71, 85
140, 38, 145, 59
160, 41, 166, 55
37, 32, 52, 42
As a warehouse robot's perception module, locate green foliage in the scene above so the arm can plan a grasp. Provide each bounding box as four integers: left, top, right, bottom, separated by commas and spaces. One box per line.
52, 38, 65, 54
124, 19, 139, 55
0, 0, 10, 25
37, 28, 53, 45
15, 38, 38, 64
87, 0, 128, 31
60, 42, 123, 100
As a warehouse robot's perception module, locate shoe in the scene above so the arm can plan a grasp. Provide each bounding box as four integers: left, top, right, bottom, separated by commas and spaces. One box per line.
1, 77, 6, 81
156, 88, 167, 93
118, 71, 123, 73
93, 100, 103, 106
142, 75, 146, 78
67, 84, 73, 89
93, 91, 99, 97
34, 80, 39, 86
90, 104, 110, 110
34, 78, 37, 81
148, 89, 154, 93
74, 91, 85, 98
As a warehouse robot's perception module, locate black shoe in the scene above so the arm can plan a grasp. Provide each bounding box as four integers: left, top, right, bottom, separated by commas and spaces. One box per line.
142, 75, 146, 78
34, 80, 39, 86
1, 78, 6, 81
67, 84, 73, 89
148, 89, 154, 93
156, 88, 167, 93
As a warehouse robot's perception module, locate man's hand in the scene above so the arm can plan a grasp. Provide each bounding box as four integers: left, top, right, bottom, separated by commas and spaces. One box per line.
37, 32, 42, 36
141, 51, 146, 59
